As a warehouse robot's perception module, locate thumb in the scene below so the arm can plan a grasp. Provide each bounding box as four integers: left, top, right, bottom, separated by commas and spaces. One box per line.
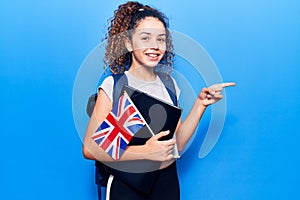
199, 88, 209, 99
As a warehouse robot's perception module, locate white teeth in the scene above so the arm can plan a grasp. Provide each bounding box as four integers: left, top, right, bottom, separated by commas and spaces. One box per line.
147, 53, 158, 57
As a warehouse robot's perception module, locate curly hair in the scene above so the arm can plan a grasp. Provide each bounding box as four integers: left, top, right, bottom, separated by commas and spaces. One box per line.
103, 1, 174, 75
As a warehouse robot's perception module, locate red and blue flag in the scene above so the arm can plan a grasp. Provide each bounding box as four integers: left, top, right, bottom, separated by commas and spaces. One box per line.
92, 91, 147, 160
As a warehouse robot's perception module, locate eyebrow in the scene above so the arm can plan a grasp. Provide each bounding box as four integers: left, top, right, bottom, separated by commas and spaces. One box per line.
139, 32, 166, 36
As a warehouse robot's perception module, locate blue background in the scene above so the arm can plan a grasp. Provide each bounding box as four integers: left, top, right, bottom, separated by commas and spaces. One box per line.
1, 0, 299, 199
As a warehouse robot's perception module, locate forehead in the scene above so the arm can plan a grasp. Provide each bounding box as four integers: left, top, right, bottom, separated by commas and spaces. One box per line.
134, 17, 166, 35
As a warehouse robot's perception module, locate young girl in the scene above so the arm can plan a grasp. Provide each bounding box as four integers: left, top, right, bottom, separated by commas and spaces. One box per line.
83, 1, 235, 199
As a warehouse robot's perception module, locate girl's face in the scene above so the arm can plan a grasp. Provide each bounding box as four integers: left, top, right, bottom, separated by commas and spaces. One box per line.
128, 17, 167, 69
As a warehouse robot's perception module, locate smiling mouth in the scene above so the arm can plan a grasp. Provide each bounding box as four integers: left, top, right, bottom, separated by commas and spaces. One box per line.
145, 53, 160, 58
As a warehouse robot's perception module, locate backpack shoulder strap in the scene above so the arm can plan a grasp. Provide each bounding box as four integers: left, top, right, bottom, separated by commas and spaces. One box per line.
112, 73, 128, 105
157, 73, 178, 106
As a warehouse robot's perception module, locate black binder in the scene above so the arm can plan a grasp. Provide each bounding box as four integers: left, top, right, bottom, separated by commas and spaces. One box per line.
123, 85, 182, 144
106, 85, 182, 194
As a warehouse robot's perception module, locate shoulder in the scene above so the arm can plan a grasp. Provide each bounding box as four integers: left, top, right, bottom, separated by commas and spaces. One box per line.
100, 75, 114, 89
98, 73, 128, 102
98, 76, 114, 102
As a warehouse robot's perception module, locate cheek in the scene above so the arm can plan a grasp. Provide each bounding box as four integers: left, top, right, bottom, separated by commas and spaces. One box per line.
160, 43, 167, 51
132, 41, 147, 51
160, 49, 166, 56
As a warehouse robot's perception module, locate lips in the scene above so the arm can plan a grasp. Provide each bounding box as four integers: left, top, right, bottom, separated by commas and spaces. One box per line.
145, 53, 160, 60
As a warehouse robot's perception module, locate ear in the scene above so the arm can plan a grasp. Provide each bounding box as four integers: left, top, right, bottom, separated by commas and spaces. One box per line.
124, 37, 133, 52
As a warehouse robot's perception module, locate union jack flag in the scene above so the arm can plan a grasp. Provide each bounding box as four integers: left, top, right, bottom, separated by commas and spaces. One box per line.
92, 91, 147, 160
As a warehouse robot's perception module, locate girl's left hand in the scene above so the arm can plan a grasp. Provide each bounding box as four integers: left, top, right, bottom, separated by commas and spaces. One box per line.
198, 82, 236, 107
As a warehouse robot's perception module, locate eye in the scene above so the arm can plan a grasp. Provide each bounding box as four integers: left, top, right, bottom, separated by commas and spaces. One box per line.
157, 37, 166, 42
141, 36, 149, 41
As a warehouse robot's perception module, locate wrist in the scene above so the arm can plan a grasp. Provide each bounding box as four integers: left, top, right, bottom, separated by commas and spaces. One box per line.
196, 97, 208, 111
125, 145, 149, 160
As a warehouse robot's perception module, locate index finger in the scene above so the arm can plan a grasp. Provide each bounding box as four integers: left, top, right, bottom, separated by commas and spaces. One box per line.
221, 82, 236, 88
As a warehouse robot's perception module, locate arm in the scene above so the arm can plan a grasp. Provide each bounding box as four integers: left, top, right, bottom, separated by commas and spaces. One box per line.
175, 82, 236, 151
82, 89, 176, 162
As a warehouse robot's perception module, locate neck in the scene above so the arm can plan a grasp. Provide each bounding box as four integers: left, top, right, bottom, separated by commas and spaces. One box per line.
128, 64, 156, 81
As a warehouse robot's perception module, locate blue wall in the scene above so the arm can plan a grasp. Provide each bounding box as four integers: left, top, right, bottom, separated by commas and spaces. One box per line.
1, 0, 300, 199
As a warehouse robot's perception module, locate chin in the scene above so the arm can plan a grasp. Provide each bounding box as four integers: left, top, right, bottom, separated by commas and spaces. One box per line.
144, 63, 160, 68
143, 59, 163, 68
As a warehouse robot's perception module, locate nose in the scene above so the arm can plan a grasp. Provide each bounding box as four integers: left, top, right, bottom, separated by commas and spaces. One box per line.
149, 38, 159, 49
